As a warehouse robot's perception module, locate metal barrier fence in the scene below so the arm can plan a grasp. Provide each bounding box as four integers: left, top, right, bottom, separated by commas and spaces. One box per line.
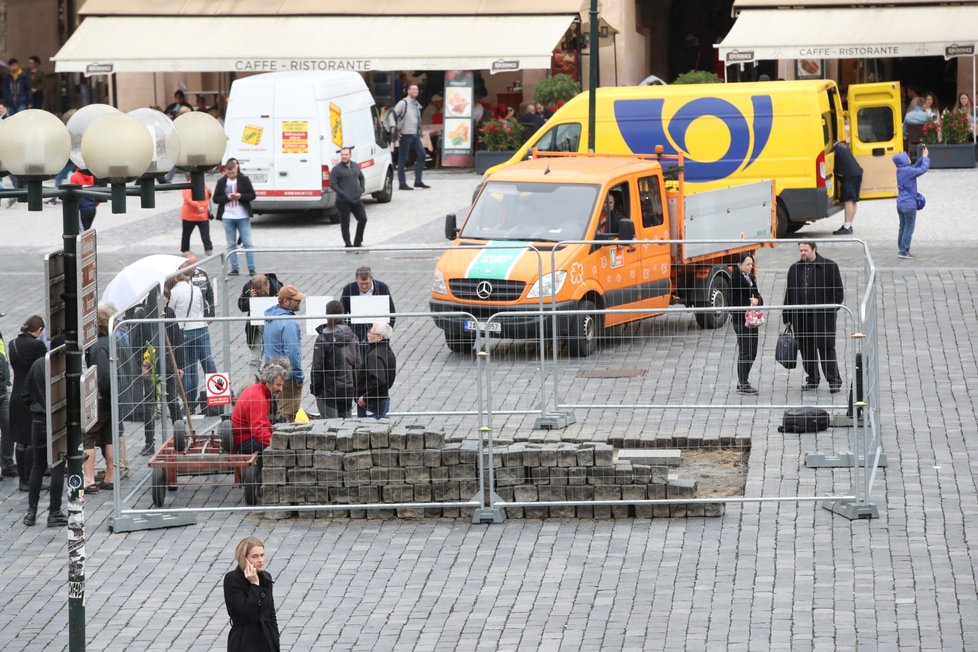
96, 238, 880, 531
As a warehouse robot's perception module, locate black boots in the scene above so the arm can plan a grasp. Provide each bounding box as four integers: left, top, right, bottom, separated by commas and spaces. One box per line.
23, 506, 36, 527
47, 510, 68, 527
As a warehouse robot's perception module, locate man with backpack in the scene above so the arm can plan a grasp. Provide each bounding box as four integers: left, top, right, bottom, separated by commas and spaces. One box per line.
391, 84, 430, 191
310, 301, 360, 419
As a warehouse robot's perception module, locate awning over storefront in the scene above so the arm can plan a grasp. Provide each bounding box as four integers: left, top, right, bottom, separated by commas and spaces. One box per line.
717, 5, 978, 63
53, 13, 577, 74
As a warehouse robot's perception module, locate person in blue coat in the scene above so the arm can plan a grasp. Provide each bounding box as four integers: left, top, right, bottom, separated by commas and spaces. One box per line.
263, 285, 305, 421
893, 148, 931, 259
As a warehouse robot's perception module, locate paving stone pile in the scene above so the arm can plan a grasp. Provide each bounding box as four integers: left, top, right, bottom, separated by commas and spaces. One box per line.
261, 419, 723, 519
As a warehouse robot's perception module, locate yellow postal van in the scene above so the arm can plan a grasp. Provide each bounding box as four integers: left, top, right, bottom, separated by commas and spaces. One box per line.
489, 81, 902, 237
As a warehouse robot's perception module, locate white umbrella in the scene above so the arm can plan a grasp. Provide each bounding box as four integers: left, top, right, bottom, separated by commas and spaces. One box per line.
101, 254, 185, 311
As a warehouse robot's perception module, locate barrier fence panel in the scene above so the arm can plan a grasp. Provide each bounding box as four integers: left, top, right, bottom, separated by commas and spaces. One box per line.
94, 239, 879, 529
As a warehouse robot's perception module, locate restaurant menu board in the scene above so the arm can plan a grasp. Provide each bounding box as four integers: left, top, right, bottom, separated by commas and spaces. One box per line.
442, 70, 474, 168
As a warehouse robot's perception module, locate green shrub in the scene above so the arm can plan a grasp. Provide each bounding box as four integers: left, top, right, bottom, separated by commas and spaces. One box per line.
533, 74, 581, 106
673, 70, 722, 85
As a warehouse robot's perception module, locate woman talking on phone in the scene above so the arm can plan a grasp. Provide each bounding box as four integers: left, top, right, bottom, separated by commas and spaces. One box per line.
223, 536, 281, 652
728, 253, 764, 395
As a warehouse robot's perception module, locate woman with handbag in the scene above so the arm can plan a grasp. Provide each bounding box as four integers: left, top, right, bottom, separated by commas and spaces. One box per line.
728, 253, 764, 395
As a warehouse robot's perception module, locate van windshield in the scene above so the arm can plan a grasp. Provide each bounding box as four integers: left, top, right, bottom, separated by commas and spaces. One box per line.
461, 182, 599, 242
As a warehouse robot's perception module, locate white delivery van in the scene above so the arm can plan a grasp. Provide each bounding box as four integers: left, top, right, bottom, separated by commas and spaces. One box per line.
223, 71, 394, 219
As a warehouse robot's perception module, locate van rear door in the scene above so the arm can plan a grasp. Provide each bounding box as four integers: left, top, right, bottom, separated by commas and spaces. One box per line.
848, 82, 902, 199
224, 82, 275, 197
270, 82, 323, 204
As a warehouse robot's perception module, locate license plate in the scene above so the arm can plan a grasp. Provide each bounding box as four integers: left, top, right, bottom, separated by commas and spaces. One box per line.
464, 320, 501, 333
251, 173, 268, 184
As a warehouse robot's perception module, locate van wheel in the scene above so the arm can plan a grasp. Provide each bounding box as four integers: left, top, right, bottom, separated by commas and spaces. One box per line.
776, 204, 790, 239
695, 273, 730, 329
444, 330, 475, 353
566, 299, 600, 357
372, 168, 394, 203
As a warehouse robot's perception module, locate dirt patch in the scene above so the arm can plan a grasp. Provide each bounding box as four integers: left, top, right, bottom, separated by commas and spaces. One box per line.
680, 449, 748, 498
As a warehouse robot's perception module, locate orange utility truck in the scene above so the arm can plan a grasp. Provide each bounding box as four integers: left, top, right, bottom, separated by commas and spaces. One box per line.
430, 151, 775, 356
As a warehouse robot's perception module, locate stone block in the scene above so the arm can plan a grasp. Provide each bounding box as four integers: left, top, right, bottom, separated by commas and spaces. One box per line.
432, 482, 460, 502
429, 466, 449, 482
344, 470, 371, 487
667, 478, 697, 499
352, 430, 371, 451
550, 505, 576, 518
652, 505, 671, 518
501, 445, 523, 468
313, 486, 330, 503
614, 462, 634, 484
413, 485, 432, 502
595, 485, 622, 501
513, 485, 538, 502
371, 449, 398, 467
261, 486, 280, 505
669, 505, 687, 518
262, 468, 286, 485
404, 466, 429, 485
270, 431, 290, 450
424, 507, 443, 517
634, 504, 654, 519
388, 468, 405, 483
422, 450, 441, 467
459, 480, 479, 498
271, 450, 297, 468
358, 485, 380, 504
313, 451, 344, 470
294, 450, 314, 468
292, 486, 308, 502
383, 484, 414, 503
705, 503, 725, 517
524, 505, 549, 518
539, 446, 557, 467
567, 467, 587, 486
329, 486, 352, 503
611, 505, 630, 518
449, 464, 477, 481
388, 429, 406, 450
369, 428, 389, 449
588, 467, 614, 485
538, 485, 566, 502
369, 467, 388, 484
549, 468, 567, 486
424, 430, 445, 449
458, 441, 480, 465
349, 509, 367, 518
522, 446, 541, 467
290, 433, 307, 450
622, 485, 646, 502
305, 433, 330, 451
686, 503, 705, 517
316, 469, 343, 486
396, 507, 424, 518
399, 450, 424, 467
557, 446, 578, 468
441, 444, 460, 466
618, 448, 681, 468
405, 430, 425, 450
335, 432, 354, 453
287, 469, 316, 486
531, 466, 550, 485
647, 483, 666, 500
322, 431, 337, 450
566, 485, 594, 502
576, 447, 594, 467
576, 505, 593, 518
593, 443, 614, 467
593, 505, 612, 519
343, 451, 373, 471
494, 466, 524, 487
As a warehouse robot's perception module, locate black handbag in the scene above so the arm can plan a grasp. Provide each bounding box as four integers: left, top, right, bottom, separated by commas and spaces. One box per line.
778, 406, 830, 433
775, 325, 798, 369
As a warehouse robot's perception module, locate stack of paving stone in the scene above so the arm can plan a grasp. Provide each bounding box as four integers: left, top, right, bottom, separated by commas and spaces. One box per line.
260, 420, 722, 519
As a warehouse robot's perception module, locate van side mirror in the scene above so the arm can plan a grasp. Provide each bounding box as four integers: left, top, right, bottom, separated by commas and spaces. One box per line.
618, 219, 635, 242
445, 213, 458, 240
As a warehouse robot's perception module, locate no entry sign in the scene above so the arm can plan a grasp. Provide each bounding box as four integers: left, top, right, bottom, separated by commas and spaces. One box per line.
205, 372, 231, 407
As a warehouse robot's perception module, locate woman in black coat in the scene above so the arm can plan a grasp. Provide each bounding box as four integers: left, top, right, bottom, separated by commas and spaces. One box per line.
8, 315, 47, 488
728, 253, 764, 395
224, 536, 280, 652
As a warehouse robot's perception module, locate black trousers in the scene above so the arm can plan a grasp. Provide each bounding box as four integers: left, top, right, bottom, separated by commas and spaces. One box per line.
80, 206, 97, 231
28, 417, 65, 512
732, 320, 759, 385
181, 220, 213, 253
797, 327, 842, 387
337, 199, 367, 247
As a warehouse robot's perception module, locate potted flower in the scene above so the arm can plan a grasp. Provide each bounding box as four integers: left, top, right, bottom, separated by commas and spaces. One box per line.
475, 117, 524, 174
920, 110, 977, 168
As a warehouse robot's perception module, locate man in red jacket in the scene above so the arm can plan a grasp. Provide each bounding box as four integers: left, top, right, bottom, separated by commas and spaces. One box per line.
230, 362, 287, 454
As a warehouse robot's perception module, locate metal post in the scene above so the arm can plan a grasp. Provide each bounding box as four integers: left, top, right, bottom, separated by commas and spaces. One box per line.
587, 0, 599, 152
61, 186, 86, 651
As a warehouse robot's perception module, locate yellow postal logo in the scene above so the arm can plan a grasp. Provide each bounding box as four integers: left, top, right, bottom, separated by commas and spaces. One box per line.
241, 124, 263, 146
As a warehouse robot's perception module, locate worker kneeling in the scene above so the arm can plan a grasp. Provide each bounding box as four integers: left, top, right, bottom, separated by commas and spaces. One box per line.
231, 362, 288, 454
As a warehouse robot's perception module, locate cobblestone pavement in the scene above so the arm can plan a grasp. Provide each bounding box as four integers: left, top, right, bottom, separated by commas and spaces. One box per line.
0, 168, 977, 650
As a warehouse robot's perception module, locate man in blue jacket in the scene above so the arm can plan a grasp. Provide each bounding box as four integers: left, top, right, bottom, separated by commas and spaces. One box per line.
263, 284, 305, 421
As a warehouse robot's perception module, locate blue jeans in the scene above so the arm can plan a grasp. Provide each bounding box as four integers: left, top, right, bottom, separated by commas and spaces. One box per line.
397, 134, 425, 187
181, 327, 217, 408
357, 398, 390, 420
223, 218, 256, 273
897, 207, 917, 255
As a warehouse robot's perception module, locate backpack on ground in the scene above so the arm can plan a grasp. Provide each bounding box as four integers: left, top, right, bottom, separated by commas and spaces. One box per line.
778, 406, 830, 434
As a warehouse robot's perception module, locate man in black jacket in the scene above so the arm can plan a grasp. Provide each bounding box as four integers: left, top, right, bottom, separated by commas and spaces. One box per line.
0, 328, 13, 477
213, 159, 257, 276
329, 147, 368, 248
355, 322, 396, 419
340, 266, 396, 359
783, 242, 845, 392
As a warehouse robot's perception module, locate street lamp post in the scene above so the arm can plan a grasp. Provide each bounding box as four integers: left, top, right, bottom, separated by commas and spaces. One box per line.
0, 107, 226, 652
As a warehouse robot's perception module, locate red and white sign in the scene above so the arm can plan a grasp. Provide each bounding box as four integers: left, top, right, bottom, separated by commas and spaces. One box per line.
255, 189, 322, 197
205, 372, 232, 407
